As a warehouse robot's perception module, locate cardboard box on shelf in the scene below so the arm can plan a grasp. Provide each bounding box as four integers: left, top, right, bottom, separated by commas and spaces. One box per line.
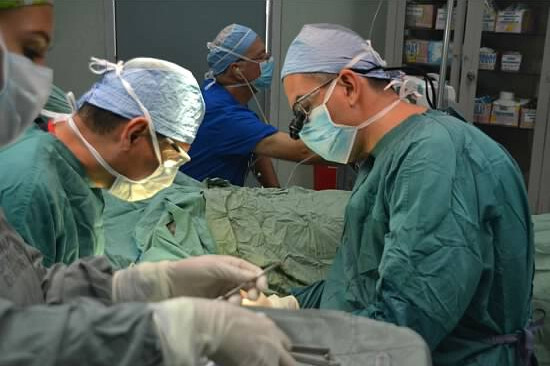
479, 48, 497, 70
520, 108, 536, 129
474, 97, 493, 124
495, 8, 534, 33
501, 52, 522, 72
427, 41, 453, 65
490, 92, 521, 126
404, 39, 451, 65
520, 100, 537, 129
404, 39, 429, 64
427, 41, 443, 64
404, 39, 418, 63
406, 4, 435, 29
435, 6, 456, 30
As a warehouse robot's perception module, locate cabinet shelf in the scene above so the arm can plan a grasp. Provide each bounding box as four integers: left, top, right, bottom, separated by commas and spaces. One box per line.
478, 69, 540, 77
406, 27, 452, 32
404, 62, 451, 69
482, 31, 546, 37
474, 122, 534, 131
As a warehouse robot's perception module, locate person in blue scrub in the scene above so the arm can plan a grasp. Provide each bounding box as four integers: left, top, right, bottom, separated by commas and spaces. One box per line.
260, 23, 536, 366
181, 24, 318, 187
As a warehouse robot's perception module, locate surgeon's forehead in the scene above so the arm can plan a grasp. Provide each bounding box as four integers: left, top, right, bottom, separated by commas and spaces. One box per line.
244, 37, 265, 58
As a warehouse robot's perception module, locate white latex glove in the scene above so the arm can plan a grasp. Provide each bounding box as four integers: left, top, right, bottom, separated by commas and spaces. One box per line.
112, 255, 267, 303
151, 297, 296, 366
242, 292, 300, 310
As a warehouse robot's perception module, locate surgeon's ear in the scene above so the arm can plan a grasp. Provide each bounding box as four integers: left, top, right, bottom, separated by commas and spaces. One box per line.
231, 63, 246, 81
339, 70, 361, 107
120, 116, 149, 151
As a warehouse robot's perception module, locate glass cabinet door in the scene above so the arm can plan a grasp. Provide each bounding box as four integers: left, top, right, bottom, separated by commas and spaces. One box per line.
402, 0, 465, 106
468, 0, 549, 186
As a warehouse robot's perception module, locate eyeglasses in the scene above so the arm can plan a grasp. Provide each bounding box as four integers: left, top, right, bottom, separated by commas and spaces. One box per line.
237, 52, 272, 64
289, 77, 337, 140
157, 136, 190, 168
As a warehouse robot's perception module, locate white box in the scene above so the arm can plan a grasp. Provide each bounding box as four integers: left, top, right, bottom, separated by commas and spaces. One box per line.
520, 108, 536, 129
406, 4, 435, 29
491, 101, 520, 126
479, 48, 497, 70
474, 98, 492, 124
496, 9, 534, 33
501, 52, 522, 72
435, 7, 456, 30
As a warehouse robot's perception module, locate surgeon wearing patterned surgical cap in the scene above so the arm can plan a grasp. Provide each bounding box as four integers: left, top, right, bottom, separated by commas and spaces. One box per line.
265, 23, 535, 366
0, 55, 206, 266
181, 23, 323, 188
0, 3, 295, 365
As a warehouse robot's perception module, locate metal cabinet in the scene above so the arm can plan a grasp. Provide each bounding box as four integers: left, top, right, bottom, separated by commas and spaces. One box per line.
385, 0, 550, 213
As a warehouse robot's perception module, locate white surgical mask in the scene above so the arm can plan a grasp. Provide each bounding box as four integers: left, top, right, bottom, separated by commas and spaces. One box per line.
65, 59, 191, 202
0, 34, 53, 147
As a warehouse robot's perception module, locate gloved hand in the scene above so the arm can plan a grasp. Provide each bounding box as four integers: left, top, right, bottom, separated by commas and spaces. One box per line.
242, 292, 300, 310
151, 297, 296, 366
112, 255, 267, 303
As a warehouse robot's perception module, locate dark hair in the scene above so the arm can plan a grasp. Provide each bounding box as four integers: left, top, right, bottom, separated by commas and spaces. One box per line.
77, 102, 128, 135
366, 77, 391, 91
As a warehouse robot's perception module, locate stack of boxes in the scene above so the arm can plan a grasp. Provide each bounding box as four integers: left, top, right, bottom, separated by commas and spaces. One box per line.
475, 92, 536, 128
405, 2, 537, 129
404, 39, 451, 65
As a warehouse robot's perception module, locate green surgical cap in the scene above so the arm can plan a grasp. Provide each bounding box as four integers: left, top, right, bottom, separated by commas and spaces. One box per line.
0, 0, 53, 9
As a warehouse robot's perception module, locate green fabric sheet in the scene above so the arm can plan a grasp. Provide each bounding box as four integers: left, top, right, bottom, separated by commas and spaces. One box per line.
204, 185, 349, 294
103, 174, 349, 294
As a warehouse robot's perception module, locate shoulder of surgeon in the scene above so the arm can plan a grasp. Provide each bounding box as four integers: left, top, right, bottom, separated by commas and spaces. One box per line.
201, 81, 252, 113
391, 110, 499, 163
0, 125, 81, 201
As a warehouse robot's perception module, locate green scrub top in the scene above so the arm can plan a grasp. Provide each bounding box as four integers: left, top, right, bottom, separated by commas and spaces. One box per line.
0, 125, 105, 266
296, 110, 534, 366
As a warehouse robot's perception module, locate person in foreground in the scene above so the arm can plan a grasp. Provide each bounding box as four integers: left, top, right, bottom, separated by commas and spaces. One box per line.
263, 23, 535, 366
0, 1, 294, 365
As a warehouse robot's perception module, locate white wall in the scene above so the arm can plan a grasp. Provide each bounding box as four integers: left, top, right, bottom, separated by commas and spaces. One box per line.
270, 0, 388, 189
47, 0, 114, 97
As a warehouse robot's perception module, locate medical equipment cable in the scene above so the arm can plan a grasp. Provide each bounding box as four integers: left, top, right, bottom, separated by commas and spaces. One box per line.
368, 0, 384, 41
285, 154, 316, 188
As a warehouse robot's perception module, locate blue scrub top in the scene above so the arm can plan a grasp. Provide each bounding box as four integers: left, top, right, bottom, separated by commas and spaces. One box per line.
180, 81, 277, 186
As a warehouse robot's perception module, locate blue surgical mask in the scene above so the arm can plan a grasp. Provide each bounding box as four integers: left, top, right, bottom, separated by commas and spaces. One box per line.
0, 34, 53, 147
252, 57, 274, 89
299, 79, 401, 164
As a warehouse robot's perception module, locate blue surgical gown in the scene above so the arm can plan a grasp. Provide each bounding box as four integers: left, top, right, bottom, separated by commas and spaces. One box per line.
294, 110, 534, 366
181, 81, 277, 186
0, 125, 105, 266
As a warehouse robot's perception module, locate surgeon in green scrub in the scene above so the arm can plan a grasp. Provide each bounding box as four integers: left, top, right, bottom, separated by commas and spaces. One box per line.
269, 23, 536, 366
0, 43, 208, 266
0, 2, 294, 364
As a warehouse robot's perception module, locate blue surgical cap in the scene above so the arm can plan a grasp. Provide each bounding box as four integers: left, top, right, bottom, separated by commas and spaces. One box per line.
206, 23, 258, 76
281, 23, 396, 81
78, 57, 205, 144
